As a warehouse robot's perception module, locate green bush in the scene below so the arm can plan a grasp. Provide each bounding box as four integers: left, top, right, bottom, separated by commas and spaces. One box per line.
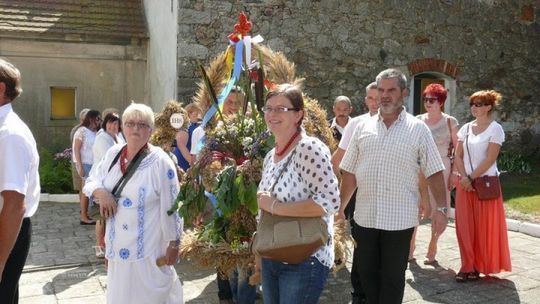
498, 151, 532, 174
39, 148, 75, 194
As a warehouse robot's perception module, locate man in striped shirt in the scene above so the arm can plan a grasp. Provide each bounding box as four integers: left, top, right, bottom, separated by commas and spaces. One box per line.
339, 68, 448, 304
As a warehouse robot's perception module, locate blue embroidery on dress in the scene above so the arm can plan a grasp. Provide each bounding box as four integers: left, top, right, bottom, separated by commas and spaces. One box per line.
107, 215, 116, 259
119, 248, 130, 259
123, 198, 132, 207
167, 169, 175, 180
137, 187, 146, 258
122, 224, 128, 231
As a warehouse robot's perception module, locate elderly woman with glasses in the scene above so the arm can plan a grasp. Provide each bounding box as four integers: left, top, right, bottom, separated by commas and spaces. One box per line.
256, 84, 340, 304
409, 84, 459, 264
84, 103, 183, 303
73, 109, 101, 225
452, 90, 511, 282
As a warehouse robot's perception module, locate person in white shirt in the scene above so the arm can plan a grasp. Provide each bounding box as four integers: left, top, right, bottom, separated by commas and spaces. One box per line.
73, 109, 101, 225
452, 90, 511, 282
0, 58, 40, 303
339, 69, 447, 304
329, 96, 353, 141
330, 81, 378, 304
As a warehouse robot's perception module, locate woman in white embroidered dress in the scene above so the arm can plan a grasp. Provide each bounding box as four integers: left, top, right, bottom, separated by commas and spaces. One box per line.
73, 109, 100, 225
256, 84, 340, 304
84, 103, 183, 304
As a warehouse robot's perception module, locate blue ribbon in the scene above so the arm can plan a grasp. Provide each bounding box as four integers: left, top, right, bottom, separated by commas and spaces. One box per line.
204, 191, 222, 216
200, 40, 244, 129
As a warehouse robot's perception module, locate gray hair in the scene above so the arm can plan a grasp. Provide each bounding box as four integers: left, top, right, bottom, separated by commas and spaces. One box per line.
365, 82, 377, 93
122, 102, 155, 129
376, 68, 408, 90
333, 96, 352, 107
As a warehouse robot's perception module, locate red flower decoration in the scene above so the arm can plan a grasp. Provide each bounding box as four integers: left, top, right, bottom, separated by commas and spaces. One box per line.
228, 12, 252, 42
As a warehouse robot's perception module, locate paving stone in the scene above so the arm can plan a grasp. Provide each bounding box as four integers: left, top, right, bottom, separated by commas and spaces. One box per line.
17, 201, 540, 303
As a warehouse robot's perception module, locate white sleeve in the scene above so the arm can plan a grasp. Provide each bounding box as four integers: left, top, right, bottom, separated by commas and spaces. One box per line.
190, 127, 204, 155
456, 123, 468, 142
157, 153, 183, 242
92, 134, 109, 165
338, 118, 358, 150
297, 139, 340, 214
0, 134, 31, 195
489, 123, 505, 145
83, 146, 119, 197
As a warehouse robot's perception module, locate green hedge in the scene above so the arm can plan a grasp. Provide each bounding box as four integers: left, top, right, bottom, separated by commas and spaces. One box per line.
39, 148, 76, 194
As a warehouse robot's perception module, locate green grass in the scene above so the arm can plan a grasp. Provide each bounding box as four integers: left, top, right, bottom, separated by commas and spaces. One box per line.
501, 172, 540, 215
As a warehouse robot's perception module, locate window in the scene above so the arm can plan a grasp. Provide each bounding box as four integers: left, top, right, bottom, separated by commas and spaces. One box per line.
50, 87, 76, 119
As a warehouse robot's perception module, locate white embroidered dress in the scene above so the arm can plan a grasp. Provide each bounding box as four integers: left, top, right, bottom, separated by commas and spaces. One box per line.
84, 144, 183, 304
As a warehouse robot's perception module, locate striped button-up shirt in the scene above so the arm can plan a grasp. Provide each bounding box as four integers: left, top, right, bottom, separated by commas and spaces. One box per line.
340, 107, 444, 231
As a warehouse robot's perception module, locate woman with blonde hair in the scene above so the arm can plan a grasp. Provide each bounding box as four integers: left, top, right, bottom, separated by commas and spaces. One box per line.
453, 90, 511, 282
84, 103, 183, 303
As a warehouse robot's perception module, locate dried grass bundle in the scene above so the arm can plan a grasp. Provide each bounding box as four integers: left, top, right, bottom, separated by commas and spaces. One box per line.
332, 219, 356, 273
150, 100, 188, 152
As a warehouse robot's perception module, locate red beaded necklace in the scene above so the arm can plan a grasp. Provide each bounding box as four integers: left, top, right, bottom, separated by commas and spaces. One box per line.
275, 129, 301, 156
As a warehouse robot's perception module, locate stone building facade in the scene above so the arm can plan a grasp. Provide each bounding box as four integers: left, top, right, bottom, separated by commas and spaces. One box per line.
177, 0, 540, 158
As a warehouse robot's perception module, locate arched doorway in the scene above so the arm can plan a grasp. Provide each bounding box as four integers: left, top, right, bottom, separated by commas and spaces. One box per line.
405, 58, 458, 116
407, 72, 457, 116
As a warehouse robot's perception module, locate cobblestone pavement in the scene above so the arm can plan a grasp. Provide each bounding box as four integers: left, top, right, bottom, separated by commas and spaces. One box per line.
19, 202, 540, 303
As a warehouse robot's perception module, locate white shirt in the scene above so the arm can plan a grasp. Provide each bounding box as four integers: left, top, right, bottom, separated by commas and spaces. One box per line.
0, 103, 40, 218
73, 126, 96, 165
338, 113, 375, 150
458, 121, 505, 176
340, 108, 444, 231
84, 144, 183, 261
93, 129, 124, 165
258, 136, 340, 269
330, 116, 350, 136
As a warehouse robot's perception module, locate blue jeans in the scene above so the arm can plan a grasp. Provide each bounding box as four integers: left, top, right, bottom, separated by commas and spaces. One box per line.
229, 267, 257, 304
261, 257, 330, 304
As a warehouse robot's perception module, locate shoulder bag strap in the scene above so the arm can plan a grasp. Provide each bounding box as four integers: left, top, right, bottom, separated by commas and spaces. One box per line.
464, 123, 475, 173
110, 145, 149, 197
268, 148, 297, 194
446, 117, 454, 159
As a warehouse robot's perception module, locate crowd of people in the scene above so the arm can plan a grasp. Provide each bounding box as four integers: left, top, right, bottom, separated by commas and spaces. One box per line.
0, 56, 514, 304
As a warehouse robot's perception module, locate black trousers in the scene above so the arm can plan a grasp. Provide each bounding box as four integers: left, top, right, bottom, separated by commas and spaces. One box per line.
352, 222, 413, 304
217, 271, 232, 300
0, 217, 32, 304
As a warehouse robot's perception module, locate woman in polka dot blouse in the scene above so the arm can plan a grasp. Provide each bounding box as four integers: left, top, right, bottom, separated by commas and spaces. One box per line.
257, 84, 341, 304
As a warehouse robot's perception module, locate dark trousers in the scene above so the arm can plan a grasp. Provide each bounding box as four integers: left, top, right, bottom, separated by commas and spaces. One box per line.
350, 218, 367, 303
217, 272, 233, 300
352, 222, 413, 304
0, 218, 32, 304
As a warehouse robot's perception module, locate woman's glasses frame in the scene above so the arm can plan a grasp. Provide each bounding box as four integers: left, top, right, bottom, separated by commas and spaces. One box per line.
261, 106, 300, 114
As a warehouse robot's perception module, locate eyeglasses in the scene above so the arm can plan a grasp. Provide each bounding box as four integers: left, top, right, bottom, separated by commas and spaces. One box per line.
423, 97, 439, 104
261, 106, 300, 113
470, 102, 489, 108
124, 121, 150, 129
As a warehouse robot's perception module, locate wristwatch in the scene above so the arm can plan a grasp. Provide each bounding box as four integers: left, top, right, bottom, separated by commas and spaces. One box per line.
436, 207, 448, 216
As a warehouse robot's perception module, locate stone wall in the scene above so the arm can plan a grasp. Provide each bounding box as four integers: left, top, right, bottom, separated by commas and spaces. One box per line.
177, 0, 540, 157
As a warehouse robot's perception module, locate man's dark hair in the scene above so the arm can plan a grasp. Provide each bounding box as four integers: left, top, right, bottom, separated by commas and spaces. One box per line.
0, 58, 23, 101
